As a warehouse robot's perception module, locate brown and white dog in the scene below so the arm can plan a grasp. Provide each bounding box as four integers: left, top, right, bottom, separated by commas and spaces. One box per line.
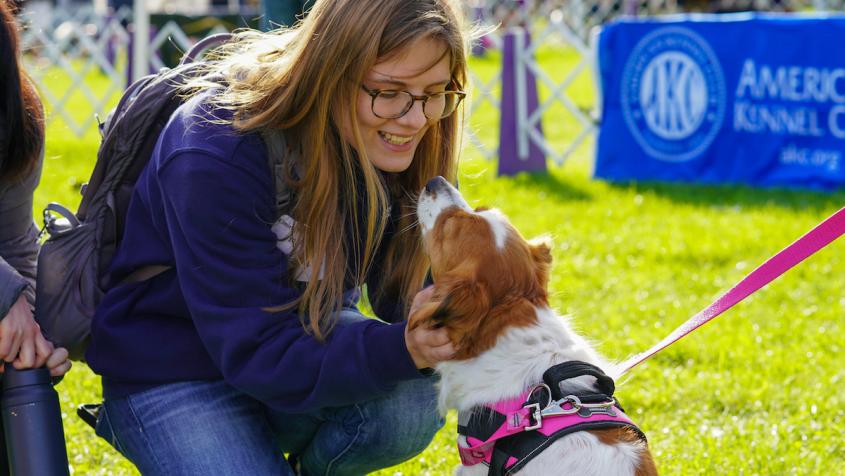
411, 177, 658, 476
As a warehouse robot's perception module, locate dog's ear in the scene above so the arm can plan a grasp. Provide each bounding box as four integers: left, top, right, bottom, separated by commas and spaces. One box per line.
529, 237, 552, 290
528, 236, 553, 265
452, 295, 539, 360
408, 277, 490, 331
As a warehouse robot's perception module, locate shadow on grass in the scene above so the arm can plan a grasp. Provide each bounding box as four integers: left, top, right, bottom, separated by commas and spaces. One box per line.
503, 170, 594, 202
605, 179, 845, 213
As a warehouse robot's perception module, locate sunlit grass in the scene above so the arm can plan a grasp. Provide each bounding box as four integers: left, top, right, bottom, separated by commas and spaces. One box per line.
35, 45, 845, 475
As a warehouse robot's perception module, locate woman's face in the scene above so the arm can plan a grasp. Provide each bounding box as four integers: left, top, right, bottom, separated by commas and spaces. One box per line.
342, 36, 452, 173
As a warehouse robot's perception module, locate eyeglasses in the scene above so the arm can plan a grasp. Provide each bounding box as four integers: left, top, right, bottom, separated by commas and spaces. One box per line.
361, 85, 466, 120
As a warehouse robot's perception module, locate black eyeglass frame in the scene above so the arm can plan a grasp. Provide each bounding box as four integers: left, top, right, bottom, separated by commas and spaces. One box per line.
360, 84, 467, 120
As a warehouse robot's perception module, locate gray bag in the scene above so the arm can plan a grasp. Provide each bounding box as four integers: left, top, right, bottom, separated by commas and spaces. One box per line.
34, 35, 248, 361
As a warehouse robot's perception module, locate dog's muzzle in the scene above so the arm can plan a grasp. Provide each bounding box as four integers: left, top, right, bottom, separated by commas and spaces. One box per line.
417, 176, 470, 233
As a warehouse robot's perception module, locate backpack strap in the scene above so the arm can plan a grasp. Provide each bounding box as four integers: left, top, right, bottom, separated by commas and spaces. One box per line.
262, 129, 297, 221
118, 131, 295, 287
541, 361, 616, 402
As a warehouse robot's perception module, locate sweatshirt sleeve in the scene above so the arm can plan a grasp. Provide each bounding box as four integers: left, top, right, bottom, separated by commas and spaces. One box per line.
156, 145, 423, 412
0, 260, 27, 319
0, 151, 42, 318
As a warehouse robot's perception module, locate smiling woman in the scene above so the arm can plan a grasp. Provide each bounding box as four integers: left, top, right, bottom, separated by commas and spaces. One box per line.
83, 0, 474, 474
344, 35, 463, 173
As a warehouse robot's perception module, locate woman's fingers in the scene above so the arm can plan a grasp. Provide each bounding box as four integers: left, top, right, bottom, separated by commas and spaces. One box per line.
418, 326, 451, 347
0, 327, 23, 363
13, 337, 35, 369
33, 334, 54, 368
13, 334, 54, 370
426, 339, 457, 362
48, 360, 72, 378
46, 348, 71, 377
409, 285, 436, 316
405, 324, 457, 369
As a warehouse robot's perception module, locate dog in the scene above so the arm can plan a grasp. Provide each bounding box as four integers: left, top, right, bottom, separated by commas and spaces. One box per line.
411, 177, 658, 476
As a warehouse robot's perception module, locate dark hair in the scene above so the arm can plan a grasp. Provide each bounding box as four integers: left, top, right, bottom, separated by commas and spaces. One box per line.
0, 0, 44, 183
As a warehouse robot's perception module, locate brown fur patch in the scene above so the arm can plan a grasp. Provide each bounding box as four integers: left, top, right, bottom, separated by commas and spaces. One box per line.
589, 428, 659, 476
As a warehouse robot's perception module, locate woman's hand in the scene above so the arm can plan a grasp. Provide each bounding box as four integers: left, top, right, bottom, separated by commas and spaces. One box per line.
1, 294, 72, 377
40, 347, 71, 377
404, 286, 457, 369
0, 294, 49, 364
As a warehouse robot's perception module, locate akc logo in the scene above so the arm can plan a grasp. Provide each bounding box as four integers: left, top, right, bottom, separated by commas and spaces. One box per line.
621, 27, 726, 162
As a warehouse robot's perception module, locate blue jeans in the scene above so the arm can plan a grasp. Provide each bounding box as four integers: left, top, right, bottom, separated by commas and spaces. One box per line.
95, 313, 443, 475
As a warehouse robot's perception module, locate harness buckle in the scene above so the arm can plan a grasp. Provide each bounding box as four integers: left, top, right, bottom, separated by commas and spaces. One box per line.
523, 403, 543, 431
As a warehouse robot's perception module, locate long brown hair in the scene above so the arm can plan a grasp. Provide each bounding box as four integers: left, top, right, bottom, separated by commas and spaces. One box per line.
0, 0, 44, 183
191, 0, 470, 339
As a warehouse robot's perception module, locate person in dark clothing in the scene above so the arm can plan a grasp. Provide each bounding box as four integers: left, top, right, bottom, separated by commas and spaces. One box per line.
0, 0, 72, 382
0, 1, 74, 472
87, 0, 470, 474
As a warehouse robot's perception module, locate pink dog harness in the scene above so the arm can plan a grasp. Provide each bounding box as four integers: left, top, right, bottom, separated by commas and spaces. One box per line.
457, 361, 644, 476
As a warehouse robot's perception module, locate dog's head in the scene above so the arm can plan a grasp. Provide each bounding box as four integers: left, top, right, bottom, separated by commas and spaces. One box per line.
412, 176, 552, 360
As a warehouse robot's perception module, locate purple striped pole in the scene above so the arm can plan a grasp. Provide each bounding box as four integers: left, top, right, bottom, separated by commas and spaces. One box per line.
126, 25, 133, 88
498, 27, 546, 176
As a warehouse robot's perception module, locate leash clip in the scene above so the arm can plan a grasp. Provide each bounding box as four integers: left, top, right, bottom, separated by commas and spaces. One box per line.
540, 395, 618, 419
540, 395, 583, 418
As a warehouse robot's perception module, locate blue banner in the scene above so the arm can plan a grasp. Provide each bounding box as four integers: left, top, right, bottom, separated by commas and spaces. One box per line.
595, 14, 845, 190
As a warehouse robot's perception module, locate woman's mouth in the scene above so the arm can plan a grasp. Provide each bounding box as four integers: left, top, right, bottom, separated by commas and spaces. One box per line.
379, 131, 414, 146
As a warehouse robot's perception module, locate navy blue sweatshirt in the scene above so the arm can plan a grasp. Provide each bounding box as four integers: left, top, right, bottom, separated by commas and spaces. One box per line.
86, 93, 424, 412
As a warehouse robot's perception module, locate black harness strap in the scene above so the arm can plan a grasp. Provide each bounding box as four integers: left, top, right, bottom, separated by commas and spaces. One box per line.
476, 362, 646, 475
488, 430, 547, 476
490, 420, 647, 475
457, 406, 507, 443
542, 361, 616, 402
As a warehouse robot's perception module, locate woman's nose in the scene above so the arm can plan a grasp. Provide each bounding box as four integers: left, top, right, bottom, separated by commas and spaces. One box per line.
397, 99, 428, 128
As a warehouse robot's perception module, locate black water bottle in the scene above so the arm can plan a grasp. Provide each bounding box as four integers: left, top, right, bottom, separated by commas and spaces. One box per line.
1, 366, 69, 475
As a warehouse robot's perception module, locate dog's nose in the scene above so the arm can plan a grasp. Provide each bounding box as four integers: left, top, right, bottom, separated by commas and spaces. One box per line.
425, 176, 447, 193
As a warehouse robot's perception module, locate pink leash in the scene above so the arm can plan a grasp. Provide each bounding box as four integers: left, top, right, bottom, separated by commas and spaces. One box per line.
617, 206, 845, 376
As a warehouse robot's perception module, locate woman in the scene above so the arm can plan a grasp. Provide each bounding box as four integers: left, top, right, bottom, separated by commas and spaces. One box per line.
0, 1, 71, 379
1, 2, 73, 472
87, 0, 470, 474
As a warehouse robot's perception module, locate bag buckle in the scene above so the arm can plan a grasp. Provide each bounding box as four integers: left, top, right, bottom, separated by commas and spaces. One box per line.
41, 203, 80, 238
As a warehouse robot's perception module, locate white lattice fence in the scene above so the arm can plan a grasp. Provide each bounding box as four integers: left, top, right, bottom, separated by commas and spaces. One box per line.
20, 5, 132, 136
20, 0, 845, 147
18, 4, 243, 138
523, 10, 598, 165
465, 0, 688, 169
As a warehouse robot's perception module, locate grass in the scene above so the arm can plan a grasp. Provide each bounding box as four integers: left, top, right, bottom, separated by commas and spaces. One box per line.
31, 45, 845, 475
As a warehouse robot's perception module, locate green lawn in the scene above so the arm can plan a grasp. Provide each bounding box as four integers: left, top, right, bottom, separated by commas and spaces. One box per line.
33, 46, 845, 475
